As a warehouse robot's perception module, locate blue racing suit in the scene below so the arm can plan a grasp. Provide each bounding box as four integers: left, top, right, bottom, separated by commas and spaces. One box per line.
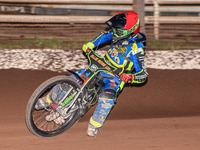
73, 30, 148, 128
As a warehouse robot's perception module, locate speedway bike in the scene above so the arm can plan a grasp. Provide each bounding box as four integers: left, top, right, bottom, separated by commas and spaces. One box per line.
25, 48, 123, 137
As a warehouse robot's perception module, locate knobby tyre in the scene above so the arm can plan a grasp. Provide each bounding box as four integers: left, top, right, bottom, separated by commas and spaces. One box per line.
25, 75, 82, 137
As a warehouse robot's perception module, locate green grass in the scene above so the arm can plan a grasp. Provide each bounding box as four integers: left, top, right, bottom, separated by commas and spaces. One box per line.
0, 36, 199, 50
0, 37, 67, 49
147, 39, 200, 50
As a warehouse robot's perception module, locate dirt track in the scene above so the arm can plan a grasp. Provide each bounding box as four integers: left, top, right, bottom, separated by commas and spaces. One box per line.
0, 20, 200, 149
0, 68, 200, 150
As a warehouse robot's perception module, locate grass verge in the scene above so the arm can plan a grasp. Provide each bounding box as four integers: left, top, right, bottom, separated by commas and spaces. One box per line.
0, 37, 199, 50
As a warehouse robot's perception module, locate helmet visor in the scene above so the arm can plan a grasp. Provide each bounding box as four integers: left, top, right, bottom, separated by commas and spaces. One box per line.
105, 13, 126, 28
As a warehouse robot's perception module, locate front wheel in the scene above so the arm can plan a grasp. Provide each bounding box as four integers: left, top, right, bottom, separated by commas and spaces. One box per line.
25, 75, 82, 137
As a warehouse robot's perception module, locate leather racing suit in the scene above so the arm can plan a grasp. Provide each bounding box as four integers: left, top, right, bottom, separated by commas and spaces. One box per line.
73, 30, 148, 128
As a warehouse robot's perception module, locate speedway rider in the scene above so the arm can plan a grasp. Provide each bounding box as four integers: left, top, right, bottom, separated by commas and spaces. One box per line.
35, 11, 148, 137
82, 11, 148, 137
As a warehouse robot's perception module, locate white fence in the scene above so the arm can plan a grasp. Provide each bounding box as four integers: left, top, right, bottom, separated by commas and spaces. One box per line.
0, 0, 200, 40
0, 0, 200, 4
0, 0, 199, 24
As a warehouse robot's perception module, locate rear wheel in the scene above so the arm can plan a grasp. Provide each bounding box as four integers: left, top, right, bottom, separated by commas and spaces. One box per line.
25, 75, 82, 137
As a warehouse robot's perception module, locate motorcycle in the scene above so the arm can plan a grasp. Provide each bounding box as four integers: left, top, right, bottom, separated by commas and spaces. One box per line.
25, 48, 123, 137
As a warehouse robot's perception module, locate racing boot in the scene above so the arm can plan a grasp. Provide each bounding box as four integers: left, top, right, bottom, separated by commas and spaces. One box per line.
45, 110, 65, 125
35, 96, 50, 110
87, 123, 99, 137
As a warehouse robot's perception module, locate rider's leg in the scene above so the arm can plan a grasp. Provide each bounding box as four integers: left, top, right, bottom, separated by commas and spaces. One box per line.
87, 74, 122, 137
35, 82, 72, 110
87, 89, 116, 137
35, 69, 86, 125
35, 69, 86, 110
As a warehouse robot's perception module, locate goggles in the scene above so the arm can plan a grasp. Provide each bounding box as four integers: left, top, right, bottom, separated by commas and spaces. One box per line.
113, 19, 140, 38
113, 28, 128, 37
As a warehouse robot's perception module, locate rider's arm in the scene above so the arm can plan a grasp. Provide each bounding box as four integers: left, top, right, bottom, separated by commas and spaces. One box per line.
119, 52, 141, 84
120, 39, 148, 84
136, 32, 146, 44
82, 31, 112, 52
128, 46, 148, 84
91, 30, 112, 47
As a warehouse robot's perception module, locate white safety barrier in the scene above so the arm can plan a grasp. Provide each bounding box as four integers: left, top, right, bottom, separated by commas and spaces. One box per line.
0, 49, 200, 72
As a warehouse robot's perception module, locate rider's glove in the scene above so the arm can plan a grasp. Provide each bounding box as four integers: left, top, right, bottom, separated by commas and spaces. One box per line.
120, 73, 133, 83
82, 42, 95, 53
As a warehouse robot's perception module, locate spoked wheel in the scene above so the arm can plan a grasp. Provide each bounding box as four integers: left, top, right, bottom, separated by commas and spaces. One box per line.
25, 75, 82, 137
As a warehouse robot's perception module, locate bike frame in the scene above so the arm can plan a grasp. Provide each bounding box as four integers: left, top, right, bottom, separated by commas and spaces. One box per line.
63, 49, 121, 114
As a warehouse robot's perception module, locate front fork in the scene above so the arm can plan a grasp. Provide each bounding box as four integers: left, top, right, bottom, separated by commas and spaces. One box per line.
52, 70, 98, 118
50, 83, 88, 118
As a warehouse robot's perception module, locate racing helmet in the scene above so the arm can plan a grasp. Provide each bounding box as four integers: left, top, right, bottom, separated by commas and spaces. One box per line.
106, 11, 140, 41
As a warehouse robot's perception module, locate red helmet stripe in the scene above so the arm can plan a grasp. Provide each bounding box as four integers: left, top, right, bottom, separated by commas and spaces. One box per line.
122, 11, 139, 30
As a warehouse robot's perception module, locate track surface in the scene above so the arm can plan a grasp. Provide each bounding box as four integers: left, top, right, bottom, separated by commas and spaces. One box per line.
0, 68, 200, 150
